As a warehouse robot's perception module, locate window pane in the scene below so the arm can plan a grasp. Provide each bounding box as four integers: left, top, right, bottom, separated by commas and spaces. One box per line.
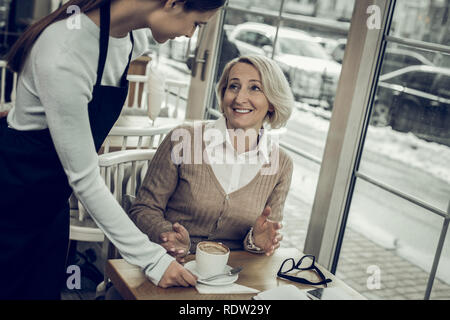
155, 28, 200, 119
380, 46, 436, 75
363, 42, 450, 211
431, 222, 450, 300
227, 0, 281, 12
217, 10, 280, 90
280, 149, 322, 249
391, 0, 450, 49
336, 179, 449, 300
283, 0, 355, 22
279, 2, 351, 109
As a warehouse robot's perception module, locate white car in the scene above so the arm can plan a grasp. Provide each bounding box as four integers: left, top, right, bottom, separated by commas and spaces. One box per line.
228, 22, 342, 107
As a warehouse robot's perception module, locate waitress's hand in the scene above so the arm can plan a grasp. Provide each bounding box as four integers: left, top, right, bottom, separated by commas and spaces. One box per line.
0, 111, 8, 118
158, 260, 197, 288
252, 206, 283, 256
160, 222, 190, 263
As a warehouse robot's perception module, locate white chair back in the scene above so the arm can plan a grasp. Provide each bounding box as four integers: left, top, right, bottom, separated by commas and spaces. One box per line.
99, 149, 156, 209
102, 123, 176, 153
72, 149, 156, 298
0, 60, 17, 113
71, 122, 175, 225
97, 149, 156, 295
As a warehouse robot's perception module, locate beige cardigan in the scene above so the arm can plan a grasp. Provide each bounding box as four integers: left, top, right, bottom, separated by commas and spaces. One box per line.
129, 123, 293, 252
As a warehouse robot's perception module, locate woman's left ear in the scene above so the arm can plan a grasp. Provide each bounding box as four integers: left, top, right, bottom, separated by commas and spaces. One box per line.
164, 0, 185, 9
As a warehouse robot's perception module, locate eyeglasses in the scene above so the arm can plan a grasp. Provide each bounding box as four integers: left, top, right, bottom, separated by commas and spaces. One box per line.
277, 255, 332, 287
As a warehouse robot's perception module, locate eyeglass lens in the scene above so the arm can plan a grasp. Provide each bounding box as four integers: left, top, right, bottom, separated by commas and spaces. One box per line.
297, 256, 314, 269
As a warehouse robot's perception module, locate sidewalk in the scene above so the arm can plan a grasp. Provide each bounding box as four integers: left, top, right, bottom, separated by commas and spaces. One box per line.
281, 192, 450, 300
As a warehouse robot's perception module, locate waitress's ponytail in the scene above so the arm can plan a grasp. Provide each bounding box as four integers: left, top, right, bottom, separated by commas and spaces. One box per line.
7, 0, 226, 73
7, 0, 109, 73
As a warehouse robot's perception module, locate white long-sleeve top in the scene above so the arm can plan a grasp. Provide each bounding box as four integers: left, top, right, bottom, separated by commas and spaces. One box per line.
7, 14, 174, 285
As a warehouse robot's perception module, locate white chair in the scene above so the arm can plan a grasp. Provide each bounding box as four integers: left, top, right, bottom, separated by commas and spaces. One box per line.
102, 123, 177, 153
68, 126, 173, 297
95, 149, 157, 297
70, 122, 175, 228
0, 60, 17, 113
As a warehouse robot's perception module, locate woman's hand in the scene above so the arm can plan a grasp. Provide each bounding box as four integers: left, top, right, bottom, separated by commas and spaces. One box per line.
160, 222, 190, 263
0, 111, 9, 118
252, 206, 283, 256
158, 260, 197, 288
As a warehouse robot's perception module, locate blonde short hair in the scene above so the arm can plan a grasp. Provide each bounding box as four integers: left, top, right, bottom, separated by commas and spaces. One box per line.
215, 55, 295, 129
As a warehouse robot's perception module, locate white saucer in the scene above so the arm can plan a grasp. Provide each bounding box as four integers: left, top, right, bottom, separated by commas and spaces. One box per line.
184, 261, 239, 286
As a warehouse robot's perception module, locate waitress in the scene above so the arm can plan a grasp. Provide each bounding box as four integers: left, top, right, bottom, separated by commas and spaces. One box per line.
0, 0, 224, 299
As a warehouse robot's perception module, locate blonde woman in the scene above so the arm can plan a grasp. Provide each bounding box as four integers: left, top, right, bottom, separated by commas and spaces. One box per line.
130, 55, 295, 261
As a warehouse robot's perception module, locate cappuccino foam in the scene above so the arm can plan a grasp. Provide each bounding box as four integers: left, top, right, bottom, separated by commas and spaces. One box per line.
199, 243, 228, 255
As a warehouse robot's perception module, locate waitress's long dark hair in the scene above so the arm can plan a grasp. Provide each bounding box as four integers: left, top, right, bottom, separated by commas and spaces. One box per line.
7, 0, 225, 73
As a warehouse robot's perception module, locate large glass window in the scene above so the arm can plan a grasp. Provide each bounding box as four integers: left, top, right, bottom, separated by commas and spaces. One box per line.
337, 180, 450, 300
335, 0, 450, 300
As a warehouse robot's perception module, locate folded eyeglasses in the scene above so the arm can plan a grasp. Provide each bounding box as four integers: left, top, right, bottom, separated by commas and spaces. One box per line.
277, 254, 332, 287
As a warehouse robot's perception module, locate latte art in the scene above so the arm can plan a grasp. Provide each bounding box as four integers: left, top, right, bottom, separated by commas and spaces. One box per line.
198, 242, 228, 255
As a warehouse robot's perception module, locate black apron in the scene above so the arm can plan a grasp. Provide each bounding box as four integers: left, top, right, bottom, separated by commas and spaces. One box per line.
0, 1, 134, 299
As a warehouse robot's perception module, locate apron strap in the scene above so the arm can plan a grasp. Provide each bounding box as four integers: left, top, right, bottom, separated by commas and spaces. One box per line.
95, 0, 111, 87
96, 0, 135, 87
120, 31, 135, 87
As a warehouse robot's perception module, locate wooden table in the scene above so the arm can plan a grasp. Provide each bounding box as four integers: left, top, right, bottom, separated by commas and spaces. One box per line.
105, 248, 365, 300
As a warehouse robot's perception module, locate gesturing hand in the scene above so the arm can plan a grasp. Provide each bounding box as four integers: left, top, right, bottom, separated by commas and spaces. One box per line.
252, 206, 283, 256
160, 222, 190, 263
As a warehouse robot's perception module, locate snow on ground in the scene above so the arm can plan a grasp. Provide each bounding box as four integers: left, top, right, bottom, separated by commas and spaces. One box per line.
288, 104, 450, 284
365, 126, 450, 184
294, 103, 450, 185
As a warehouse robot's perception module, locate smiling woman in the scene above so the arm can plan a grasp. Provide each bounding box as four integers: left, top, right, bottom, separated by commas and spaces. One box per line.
128, 55, 295, 274
216, 55, 294, 131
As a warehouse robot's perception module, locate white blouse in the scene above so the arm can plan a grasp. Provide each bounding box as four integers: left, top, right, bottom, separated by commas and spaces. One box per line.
204, 116, 270, 194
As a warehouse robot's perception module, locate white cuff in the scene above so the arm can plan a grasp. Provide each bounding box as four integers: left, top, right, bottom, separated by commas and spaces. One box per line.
143, 253, 175, 286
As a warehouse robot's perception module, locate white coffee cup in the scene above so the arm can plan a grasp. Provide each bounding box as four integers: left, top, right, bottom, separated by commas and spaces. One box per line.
195, 241, 230, 278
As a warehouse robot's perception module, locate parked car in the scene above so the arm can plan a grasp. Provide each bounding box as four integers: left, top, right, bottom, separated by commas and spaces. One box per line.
379, 48, 434, 75
372, 65, 450, 146
228, 22, 342, 108
329, 39, 434, 73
